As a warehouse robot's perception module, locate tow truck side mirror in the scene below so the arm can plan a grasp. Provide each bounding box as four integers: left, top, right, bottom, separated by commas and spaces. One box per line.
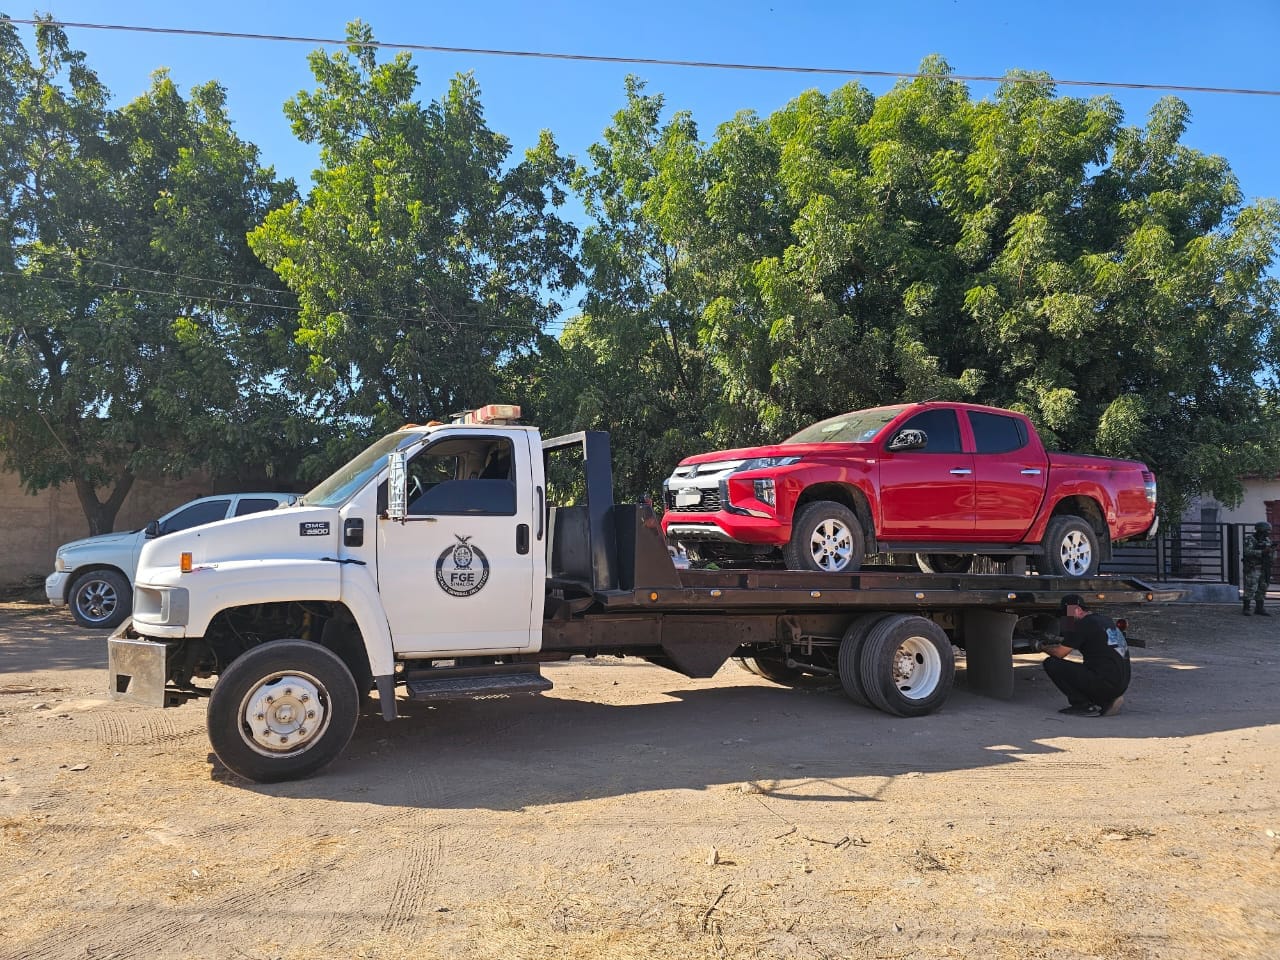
143, 519, 161, 539
387, 450, 407, 520
888, 429, 928, 452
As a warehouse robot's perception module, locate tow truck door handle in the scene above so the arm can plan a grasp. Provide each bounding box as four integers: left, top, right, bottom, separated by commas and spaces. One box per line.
516, 523, 530, 555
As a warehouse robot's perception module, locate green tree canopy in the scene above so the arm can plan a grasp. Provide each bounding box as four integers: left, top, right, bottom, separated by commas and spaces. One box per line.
0, 19, 299, 533
569, 60, 1280, 515
249, 21, 580, 473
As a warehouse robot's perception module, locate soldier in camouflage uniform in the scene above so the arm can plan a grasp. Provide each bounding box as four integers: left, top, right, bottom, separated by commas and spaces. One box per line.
1242, 521, 1273, 616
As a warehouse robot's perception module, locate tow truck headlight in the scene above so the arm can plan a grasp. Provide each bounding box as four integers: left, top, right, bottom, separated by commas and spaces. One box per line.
754, 479, 777, 506
738, 456, 802, 471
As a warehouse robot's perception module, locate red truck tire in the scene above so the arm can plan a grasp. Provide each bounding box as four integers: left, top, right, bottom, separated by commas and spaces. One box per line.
1038, 515, 1101, 578
783, 501, 865, 573
914, 554, 974, 575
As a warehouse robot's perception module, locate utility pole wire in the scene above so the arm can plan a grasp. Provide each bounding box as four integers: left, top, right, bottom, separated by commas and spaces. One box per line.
5, 17, 1279, 98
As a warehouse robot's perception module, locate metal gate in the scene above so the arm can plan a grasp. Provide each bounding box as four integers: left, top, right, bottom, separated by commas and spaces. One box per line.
1100, 522, 1261, 584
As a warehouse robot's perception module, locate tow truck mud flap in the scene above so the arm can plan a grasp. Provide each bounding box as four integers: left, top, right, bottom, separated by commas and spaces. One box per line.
960, 609, 1019, 699
660, 615, 774, 678
108, 624, 170, 707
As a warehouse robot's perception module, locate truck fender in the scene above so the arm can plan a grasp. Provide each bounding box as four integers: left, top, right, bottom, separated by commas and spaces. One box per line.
339, 563, 395, 678
1025, 488, 1112, 544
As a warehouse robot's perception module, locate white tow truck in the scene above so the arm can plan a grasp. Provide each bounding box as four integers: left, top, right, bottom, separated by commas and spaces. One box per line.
108, 405, 1169, 783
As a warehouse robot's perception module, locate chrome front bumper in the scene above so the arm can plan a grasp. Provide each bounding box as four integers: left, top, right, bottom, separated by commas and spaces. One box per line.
107, 620, 170, 707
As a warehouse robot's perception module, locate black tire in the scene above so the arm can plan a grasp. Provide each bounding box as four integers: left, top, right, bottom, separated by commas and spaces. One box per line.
735, 654, 826, 687
1038, 515, 1101, 578
837, 614, 895, 708
914, 554, 974, 575
857, 614, 955, 717
69, 569, 131, 629
783, 501, 865, 573
207, 639, 360, 783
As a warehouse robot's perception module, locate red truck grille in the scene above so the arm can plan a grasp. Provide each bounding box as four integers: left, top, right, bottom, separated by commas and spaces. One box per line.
665, 489, 723, 513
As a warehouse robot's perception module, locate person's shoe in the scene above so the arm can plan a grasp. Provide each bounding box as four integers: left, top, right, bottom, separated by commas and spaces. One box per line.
1258, 602, 1271, 617
1243, 602, 1253, 616
1059, 704, 1095, 716
1099, 695, 1124, 717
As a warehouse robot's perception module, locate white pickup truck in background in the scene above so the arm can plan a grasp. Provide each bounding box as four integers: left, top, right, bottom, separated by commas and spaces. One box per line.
46, 492, 296, 628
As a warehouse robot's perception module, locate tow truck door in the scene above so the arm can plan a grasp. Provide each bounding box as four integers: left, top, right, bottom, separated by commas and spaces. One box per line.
377, 429, 542, 654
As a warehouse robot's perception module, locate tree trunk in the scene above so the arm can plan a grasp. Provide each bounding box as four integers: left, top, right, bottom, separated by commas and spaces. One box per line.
72, 471, 136, 536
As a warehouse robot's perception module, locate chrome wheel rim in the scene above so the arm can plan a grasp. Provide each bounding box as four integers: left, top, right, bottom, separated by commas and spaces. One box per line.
239, 671, 330, 757
808, 518, 854, 572
74, 578, 119, 624
1059, 530, 1093, 576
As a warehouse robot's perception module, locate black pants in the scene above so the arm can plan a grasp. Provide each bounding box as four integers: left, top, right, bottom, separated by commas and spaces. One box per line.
1043, 657, 1125, 708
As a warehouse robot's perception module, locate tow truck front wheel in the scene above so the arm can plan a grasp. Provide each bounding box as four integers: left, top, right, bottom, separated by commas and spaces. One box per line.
207, 639, 360, 783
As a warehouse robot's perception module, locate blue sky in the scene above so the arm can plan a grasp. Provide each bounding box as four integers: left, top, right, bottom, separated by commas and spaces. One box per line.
10, 1, 1280, 222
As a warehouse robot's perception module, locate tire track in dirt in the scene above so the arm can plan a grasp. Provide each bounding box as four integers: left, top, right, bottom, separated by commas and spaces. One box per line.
311, 758, 448, 950
9, 861, 343, 960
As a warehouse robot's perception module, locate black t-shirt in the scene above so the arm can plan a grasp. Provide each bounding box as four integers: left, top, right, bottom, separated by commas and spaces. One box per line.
1061, 612, 1131, 690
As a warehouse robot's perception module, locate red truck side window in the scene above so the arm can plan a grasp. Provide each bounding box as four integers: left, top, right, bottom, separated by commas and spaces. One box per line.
893, 410, 962, 453
969, 411, 1028, 454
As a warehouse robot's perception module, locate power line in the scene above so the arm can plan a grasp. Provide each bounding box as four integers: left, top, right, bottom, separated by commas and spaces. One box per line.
6, 17, 1279, 98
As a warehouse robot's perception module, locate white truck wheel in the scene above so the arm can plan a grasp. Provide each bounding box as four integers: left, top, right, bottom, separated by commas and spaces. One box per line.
207, 639, 360, 783
69, 569, 131, 629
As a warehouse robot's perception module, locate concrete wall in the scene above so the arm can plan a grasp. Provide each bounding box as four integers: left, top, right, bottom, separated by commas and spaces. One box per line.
1184, 479, 1280, 527
0, 470, 213, 584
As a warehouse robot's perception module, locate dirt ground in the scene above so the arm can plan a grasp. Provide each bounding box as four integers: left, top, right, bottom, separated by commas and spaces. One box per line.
1, 599, 1277, 960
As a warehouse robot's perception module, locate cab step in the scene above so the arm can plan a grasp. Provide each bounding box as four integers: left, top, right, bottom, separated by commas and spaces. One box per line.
404, 663, 553, 702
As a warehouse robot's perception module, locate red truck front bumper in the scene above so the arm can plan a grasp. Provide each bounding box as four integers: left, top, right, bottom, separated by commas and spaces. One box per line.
661, 510, 790, 546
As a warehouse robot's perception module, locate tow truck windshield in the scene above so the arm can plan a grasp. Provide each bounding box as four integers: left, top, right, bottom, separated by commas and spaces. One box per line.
302, 431, 421, 507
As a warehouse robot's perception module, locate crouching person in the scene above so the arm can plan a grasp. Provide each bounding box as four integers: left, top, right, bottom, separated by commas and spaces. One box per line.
1040, 593, 1130, 717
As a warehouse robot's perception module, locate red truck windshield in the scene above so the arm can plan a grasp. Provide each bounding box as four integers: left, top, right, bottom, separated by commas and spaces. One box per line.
785, 406, 906, 444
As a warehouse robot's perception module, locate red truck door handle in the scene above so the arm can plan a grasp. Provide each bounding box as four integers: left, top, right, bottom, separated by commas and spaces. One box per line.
1020, 468, 1042, 475
949, 468, 972, 475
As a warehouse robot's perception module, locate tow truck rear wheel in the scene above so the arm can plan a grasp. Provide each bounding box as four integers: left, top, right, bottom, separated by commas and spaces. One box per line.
837, 614, 895, 708
857, 615, 955, 717
207, 639, 360, 784
783, 501, 865, 573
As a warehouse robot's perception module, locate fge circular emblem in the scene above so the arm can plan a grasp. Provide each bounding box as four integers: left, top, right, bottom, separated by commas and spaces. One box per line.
436, 535, 490, 597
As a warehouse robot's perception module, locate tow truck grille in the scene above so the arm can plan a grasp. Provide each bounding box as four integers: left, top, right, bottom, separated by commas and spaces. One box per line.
665, 489, 723, 513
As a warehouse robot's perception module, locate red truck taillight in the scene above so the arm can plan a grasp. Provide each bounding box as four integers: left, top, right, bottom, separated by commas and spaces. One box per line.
1142, 471, 1157, 505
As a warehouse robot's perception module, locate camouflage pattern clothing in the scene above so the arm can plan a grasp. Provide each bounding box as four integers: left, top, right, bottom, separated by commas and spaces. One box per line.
1242, 528, 1273, 613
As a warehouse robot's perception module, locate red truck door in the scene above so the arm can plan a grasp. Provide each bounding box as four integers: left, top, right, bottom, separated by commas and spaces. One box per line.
968, 409, 1048, 539
878, 408, 975, 538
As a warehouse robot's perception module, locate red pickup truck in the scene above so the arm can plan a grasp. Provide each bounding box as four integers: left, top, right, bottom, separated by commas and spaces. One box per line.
660, 401, 1158, 577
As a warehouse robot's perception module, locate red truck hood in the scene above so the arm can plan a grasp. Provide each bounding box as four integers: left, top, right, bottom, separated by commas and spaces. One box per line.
678, 441, 869, 465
